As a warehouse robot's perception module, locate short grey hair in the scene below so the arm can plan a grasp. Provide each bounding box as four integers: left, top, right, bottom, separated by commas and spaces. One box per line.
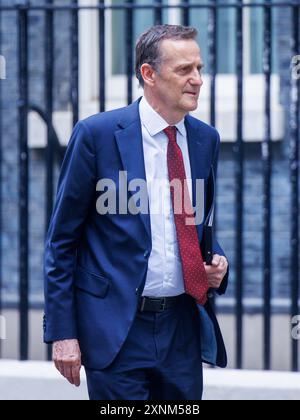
135, 24, 198, 88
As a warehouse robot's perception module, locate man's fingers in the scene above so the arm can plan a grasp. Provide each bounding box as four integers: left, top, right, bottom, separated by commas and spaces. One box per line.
54, 359, 60, 372
56, 360, 65, 378
211, 255, 228, 270
71, 364, 81, 387
62, 358, 81, 386
53, 349, 61, 373
64, 364, 74, 385
212, 254, 221, 266
220, 256, 228, 268
55, 359, 79, 385
53, 356, 69, 380
205, 264, 223, 274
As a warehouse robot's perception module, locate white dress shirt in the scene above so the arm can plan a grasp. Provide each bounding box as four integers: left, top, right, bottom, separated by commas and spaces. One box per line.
139, 95, 193, 297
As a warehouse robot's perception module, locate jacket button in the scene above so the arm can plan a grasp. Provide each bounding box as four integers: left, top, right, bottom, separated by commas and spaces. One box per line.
144, 250, 150, 258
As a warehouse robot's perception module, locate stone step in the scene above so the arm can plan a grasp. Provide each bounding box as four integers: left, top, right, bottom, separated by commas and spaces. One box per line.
0, 361, 299, 400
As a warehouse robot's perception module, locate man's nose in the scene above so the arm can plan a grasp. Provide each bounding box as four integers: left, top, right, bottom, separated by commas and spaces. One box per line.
191, 70, 203, 86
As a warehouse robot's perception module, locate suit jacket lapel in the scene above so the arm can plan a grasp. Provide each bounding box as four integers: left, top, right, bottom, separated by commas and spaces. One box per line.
114, 98, 152, 241
185, 115, 207, 211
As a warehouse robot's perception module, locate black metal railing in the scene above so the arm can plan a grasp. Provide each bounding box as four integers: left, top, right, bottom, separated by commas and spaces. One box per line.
290, 2, 300, 372
0, 0, 299, 370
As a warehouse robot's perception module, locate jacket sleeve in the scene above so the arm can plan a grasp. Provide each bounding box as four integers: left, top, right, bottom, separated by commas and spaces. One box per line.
212, 131, 229, 296
44, 120, 96, 343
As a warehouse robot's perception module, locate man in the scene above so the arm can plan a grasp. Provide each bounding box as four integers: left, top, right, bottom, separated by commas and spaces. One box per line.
44, 24, 229, 400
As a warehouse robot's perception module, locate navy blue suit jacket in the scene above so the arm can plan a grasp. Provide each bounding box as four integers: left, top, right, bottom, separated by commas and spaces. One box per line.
44, 97, 229, 369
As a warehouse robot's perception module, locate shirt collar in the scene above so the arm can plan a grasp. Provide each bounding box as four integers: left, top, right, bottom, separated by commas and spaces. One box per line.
139, 95, 186, 137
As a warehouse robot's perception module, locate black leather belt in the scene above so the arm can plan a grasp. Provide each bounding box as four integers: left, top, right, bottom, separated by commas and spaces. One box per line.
139, 295, 182, 312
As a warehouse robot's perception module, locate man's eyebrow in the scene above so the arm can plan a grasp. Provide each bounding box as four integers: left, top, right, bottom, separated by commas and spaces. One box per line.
175, 62, 205, 70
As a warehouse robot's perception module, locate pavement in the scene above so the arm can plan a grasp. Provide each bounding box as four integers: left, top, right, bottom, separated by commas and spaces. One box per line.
0, 361, 299, 400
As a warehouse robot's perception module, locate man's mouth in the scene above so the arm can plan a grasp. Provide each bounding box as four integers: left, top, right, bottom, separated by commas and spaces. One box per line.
184, 92, 197, 96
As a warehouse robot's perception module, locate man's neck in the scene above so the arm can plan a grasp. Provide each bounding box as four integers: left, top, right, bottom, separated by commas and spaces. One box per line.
143, 92, 186, 126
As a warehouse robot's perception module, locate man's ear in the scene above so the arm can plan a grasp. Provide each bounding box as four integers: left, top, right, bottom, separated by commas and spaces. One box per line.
140, 63, 156, 87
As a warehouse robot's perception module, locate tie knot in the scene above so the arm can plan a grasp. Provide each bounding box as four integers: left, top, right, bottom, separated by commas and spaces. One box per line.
163, 126, 177, 142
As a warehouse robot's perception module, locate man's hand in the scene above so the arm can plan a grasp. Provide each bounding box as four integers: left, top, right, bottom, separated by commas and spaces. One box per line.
53, 339, 82, 387
204, 254, 228, 289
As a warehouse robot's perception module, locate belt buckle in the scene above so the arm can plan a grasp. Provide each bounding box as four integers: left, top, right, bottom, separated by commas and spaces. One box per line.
159, 298, 166, 312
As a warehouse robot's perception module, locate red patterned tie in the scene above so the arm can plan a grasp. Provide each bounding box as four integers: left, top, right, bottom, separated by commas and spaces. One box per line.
164, 126, 209, 306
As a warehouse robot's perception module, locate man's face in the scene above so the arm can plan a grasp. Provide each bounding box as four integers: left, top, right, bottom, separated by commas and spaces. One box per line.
151, 39, 204, 114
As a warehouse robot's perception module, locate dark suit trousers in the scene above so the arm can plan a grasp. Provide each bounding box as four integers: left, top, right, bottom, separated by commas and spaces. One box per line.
85, 294, 203, 400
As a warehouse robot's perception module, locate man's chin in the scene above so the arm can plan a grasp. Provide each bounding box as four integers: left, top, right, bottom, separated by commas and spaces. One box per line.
183, 98, 199, 112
